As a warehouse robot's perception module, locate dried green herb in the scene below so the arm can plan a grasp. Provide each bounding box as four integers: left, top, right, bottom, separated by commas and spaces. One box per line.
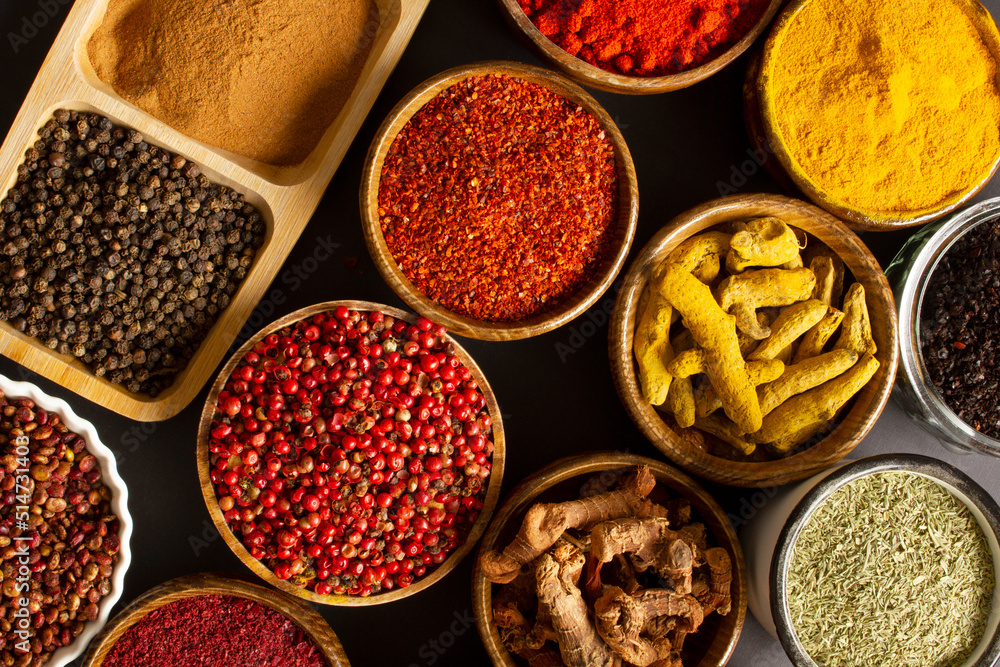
787, 471, 994, 667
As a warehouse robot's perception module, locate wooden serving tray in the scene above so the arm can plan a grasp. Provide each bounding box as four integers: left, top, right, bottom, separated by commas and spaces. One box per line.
0, 0, 430, 421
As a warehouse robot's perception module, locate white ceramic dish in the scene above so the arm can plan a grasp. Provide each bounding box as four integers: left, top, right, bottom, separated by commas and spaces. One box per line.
741, 453, 1000, 666
0, 374, 133, 667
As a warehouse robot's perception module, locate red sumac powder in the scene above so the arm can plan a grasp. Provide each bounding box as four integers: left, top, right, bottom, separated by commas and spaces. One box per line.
102, 594, 325, 667
378, 73, 619, 322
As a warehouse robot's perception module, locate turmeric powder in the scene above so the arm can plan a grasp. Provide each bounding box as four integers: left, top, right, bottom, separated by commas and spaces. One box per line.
763, 0, 1000, 220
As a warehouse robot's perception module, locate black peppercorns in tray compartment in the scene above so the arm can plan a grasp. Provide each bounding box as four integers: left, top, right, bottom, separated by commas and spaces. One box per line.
0, 109, 266, 397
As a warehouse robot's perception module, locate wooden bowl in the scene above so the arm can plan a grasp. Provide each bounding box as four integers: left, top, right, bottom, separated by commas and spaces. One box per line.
608, 194, 899, 488
0, 0, 432, 420
360, 61, 638, 341
495, 0, 783, 94
472, 452, 747, 667
196, 300, 505, 605
82, 573, 350, 666
751, 0, 1000, 230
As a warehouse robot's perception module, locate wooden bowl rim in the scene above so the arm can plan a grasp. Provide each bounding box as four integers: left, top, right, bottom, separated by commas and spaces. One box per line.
81, 572, 350, 666
472, 451, 748, 667
360, 60, 638, 341
196, 300, 506, 605
756, 0, 1000, 230
494, 0, 784, 94
608, 193, 899, 488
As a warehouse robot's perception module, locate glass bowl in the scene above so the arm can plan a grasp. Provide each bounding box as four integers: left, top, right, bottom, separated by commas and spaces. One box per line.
886, 196, 1000, 456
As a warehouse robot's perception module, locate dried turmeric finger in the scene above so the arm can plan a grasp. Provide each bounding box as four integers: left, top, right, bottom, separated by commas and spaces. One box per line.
809, 256, 836, 306
755, 353, 880, 453
667, 231, 731, 284
804, 244, 844, 305
634, 274, 675, 406
747, 299, 827, 361
694, 379, 722, 419
738, 312, 770, 354
716, 267, 817, 340
758, 349, 859, 416
660, 264, 764, 432
725, 217, 804, 273
792, 307, 844, 363
695, 414, 755, 455
668, 376, 695, 428
834, 282, 877, 357
690, 359, 784, 420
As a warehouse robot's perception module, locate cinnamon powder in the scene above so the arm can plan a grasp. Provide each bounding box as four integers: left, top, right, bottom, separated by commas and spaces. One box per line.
87, 0, 379, 166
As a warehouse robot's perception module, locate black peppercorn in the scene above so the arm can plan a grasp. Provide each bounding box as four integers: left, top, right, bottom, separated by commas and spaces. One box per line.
0, 109, 266, 395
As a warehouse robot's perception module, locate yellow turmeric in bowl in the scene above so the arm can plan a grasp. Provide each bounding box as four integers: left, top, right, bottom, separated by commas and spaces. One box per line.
761, 0, 1000, 223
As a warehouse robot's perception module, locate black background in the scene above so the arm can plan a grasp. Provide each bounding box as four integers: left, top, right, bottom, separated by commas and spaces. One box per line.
2, 0, 1000, 665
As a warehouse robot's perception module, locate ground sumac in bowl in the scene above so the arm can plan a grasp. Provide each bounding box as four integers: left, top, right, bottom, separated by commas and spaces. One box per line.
207, 307, 495, 597
102, 594, 325, 667
0, 392, 121, 667
378, 73, 619, 322
920, 217, 1000, 439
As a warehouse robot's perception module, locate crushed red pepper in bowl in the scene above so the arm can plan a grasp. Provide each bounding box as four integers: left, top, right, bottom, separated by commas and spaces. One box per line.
376, 71, 622, 325
101, 594, 325, 667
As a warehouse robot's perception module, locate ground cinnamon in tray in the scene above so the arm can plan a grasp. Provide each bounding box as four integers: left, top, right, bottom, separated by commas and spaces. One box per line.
88, 0, 379, 167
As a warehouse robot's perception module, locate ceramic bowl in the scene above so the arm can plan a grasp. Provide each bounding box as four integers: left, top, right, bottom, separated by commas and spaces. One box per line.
0, 374, 132, 667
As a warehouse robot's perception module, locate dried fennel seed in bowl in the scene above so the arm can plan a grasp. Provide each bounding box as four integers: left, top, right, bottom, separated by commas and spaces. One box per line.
786, 471, 995, 667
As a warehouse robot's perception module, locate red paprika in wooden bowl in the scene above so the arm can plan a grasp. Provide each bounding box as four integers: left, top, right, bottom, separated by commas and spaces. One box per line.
196, 300, 505, 605
361, 61, 638, 341
496, 0, 783, 94
82, 573, 350, 666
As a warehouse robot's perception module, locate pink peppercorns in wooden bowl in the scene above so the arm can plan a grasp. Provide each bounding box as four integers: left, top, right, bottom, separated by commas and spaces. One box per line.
196, 301, 505, 606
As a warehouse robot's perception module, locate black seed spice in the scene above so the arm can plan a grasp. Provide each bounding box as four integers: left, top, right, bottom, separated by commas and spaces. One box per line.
0, 110, 265, 396
920, 218, 1000, 439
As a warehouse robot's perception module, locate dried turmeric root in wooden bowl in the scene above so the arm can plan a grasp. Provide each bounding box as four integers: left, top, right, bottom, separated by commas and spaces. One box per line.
473, 454, 746, 667
609, 194, 897, 488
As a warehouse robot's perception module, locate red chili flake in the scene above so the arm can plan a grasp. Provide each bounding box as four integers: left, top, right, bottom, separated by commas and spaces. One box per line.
520, 0, 771, 76
101, 594, 326, 667
378, 73, 619, 322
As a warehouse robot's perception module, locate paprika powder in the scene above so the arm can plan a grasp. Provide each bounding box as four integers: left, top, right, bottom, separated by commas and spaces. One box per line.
520, 0, 771, 76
